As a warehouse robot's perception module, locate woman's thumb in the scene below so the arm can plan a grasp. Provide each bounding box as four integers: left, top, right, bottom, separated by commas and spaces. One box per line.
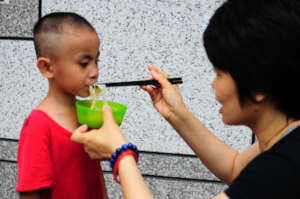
102, 104, 115, 124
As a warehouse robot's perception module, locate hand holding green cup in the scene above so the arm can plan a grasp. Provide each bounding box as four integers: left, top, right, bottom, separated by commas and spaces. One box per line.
76, 100, 127, 128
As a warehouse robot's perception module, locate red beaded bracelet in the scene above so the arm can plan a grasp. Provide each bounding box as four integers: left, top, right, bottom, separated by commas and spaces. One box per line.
113, 150, 139, 183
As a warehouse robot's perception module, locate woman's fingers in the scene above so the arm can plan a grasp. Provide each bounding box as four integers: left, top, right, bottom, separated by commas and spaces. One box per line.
84, 146, 104, 160
148, 65, 168, 78
71, 125, 88, 144
148, 66, 173, 90
141, 85, 159, 101
77, 124, 89, 132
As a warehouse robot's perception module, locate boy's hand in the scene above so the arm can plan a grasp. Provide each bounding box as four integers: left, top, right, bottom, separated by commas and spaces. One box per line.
71, 105, 128, 160
141, 65, 187, 121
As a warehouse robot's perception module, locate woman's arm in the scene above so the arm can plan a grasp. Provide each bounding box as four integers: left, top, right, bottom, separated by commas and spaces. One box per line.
142, 66, 260, 184
118, 156, 154, 199
168, 108, 259, 183
212, 192, 230, 199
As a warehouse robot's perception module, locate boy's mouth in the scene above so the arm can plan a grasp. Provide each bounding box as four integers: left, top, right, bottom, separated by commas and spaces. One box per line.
89, 81, 98, 86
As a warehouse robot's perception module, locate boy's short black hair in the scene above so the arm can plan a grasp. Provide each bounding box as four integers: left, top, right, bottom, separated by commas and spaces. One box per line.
33, 12, 96, 58
203, 0, 300, 119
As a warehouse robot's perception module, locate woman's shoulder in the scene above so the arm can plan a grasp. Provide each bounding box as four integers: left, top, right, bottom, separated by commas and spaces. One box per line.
274, 126, 300, 152
261, 127, 300, 167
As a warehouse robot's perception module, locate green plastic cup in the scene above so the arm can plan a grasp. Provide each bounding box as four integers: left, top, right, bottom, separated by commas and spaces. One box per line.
75, 100, 127, 128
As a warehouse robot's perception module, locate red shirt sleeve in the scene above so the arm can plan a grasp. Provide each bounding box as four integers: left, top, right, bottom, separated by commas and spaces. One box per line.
16, 112, 54, 192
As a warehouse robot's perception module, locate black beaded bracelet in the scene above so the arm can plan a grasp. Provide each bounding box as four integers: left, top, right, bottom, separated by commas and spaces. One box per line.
109, 143, 139, 169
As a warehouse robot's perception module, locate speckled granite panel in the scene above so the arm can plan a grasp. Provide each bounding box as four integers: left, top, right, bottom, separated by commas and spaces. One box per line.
0, 0, 38, 37
41, 0, 252, 154
0, 161, 119, 199
101, 153, 219, 181
140, 153, 218, 181
0, 162, 225, 199
0, 162, 18, 199
0, 139, 218, 180
104, 173, 226, 199
0, 40, 48, 139
0, 140, 18, 161
148, 179, 226, 199
103, 174, 123, 199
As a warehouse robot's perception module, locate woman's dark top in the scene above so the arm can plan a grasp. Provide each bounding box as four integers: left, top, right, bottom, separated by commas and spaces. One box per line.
225, 126, 300, 199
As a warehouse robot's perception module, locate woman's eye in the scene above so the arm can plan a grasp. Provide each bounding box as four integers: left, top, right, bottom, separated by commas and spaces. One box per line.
79, 62, 89, 67
215, 72, 223, 77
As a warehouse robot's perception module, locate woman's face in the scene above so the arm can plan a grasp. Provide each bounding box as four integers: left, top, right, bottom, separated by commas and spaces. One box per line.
211, 68, 258, 126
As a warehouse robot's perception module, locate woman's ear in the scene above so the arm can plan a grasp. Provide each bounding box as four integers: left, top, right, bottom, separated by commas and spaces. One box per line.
37, 57, 54, 78
254, 93, 266, 103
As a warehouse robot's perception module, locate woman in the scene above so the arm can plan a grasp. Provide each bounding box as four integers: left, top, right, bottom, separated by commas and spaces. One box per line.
72, 0, 300, 198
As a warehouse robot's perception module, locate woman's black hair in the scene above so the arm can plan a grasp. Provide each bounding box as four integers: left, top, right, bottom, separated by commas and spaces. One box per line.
203, 0, 300, 119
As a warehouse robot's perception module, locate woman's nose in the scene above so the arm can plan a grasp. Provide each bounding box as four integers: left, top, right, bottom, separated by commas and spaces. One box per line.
211, 77, 216, 89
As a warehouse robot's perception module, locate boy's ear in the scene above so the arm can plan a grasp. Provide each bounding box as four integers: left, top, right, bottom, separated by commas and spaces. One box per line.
37, 57, 55, 78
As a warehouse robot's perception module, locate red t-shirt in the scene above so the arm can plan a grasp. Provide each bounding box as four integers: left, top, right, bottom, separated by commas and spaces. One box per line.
16, 109, 107, 199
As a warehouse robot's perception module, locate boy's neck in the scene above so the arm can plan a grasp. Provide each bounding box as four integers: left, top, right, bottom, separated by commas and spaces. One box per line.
38, 87, 77, 113
37, 88, 81, 132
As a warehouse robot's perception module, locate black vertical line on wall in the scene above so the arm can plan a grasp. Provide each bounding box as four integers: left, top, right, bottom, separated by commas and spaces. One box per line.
38, 0, 42, 18
251, 133, 256, 144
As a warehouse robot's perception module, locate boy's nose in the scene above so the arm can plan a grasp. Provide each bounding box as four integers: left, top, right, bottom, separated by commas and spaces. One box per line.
89, 66, 99, 80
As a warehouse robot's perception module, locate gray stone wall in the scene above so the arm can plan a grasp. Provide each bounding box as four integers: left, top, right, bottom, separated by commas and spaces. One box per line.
0, 0, 253, 198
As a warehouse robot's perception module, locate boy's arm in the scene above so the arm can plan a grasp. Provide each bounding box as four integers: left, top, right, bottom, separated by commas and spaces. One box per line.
19, 191, 40, 199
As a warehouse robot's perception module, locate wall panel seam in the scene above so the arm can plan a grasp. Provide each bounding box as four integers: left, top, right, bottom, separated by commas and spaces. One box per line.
0, 37, 33, 41
0, 159, 222, 183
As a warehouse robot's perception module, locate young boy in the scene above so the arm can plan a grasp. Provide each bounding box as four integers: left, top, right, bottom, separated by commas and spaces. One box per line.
16, 12, 108, 199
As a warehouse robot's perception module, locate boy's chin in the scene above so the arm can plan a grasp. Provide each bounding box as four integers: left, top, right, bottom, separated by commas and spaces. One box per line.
77, 92, 90, 98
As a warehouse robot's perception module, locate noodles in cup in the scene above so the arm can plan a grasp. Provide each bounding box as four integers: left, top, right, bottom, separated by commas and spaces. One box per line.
89, 85, 106, 109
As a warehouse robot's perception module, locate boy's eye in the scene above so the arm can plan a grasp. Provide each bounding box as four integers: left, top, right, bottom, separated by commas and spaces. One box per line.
79, 62, 89, 67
